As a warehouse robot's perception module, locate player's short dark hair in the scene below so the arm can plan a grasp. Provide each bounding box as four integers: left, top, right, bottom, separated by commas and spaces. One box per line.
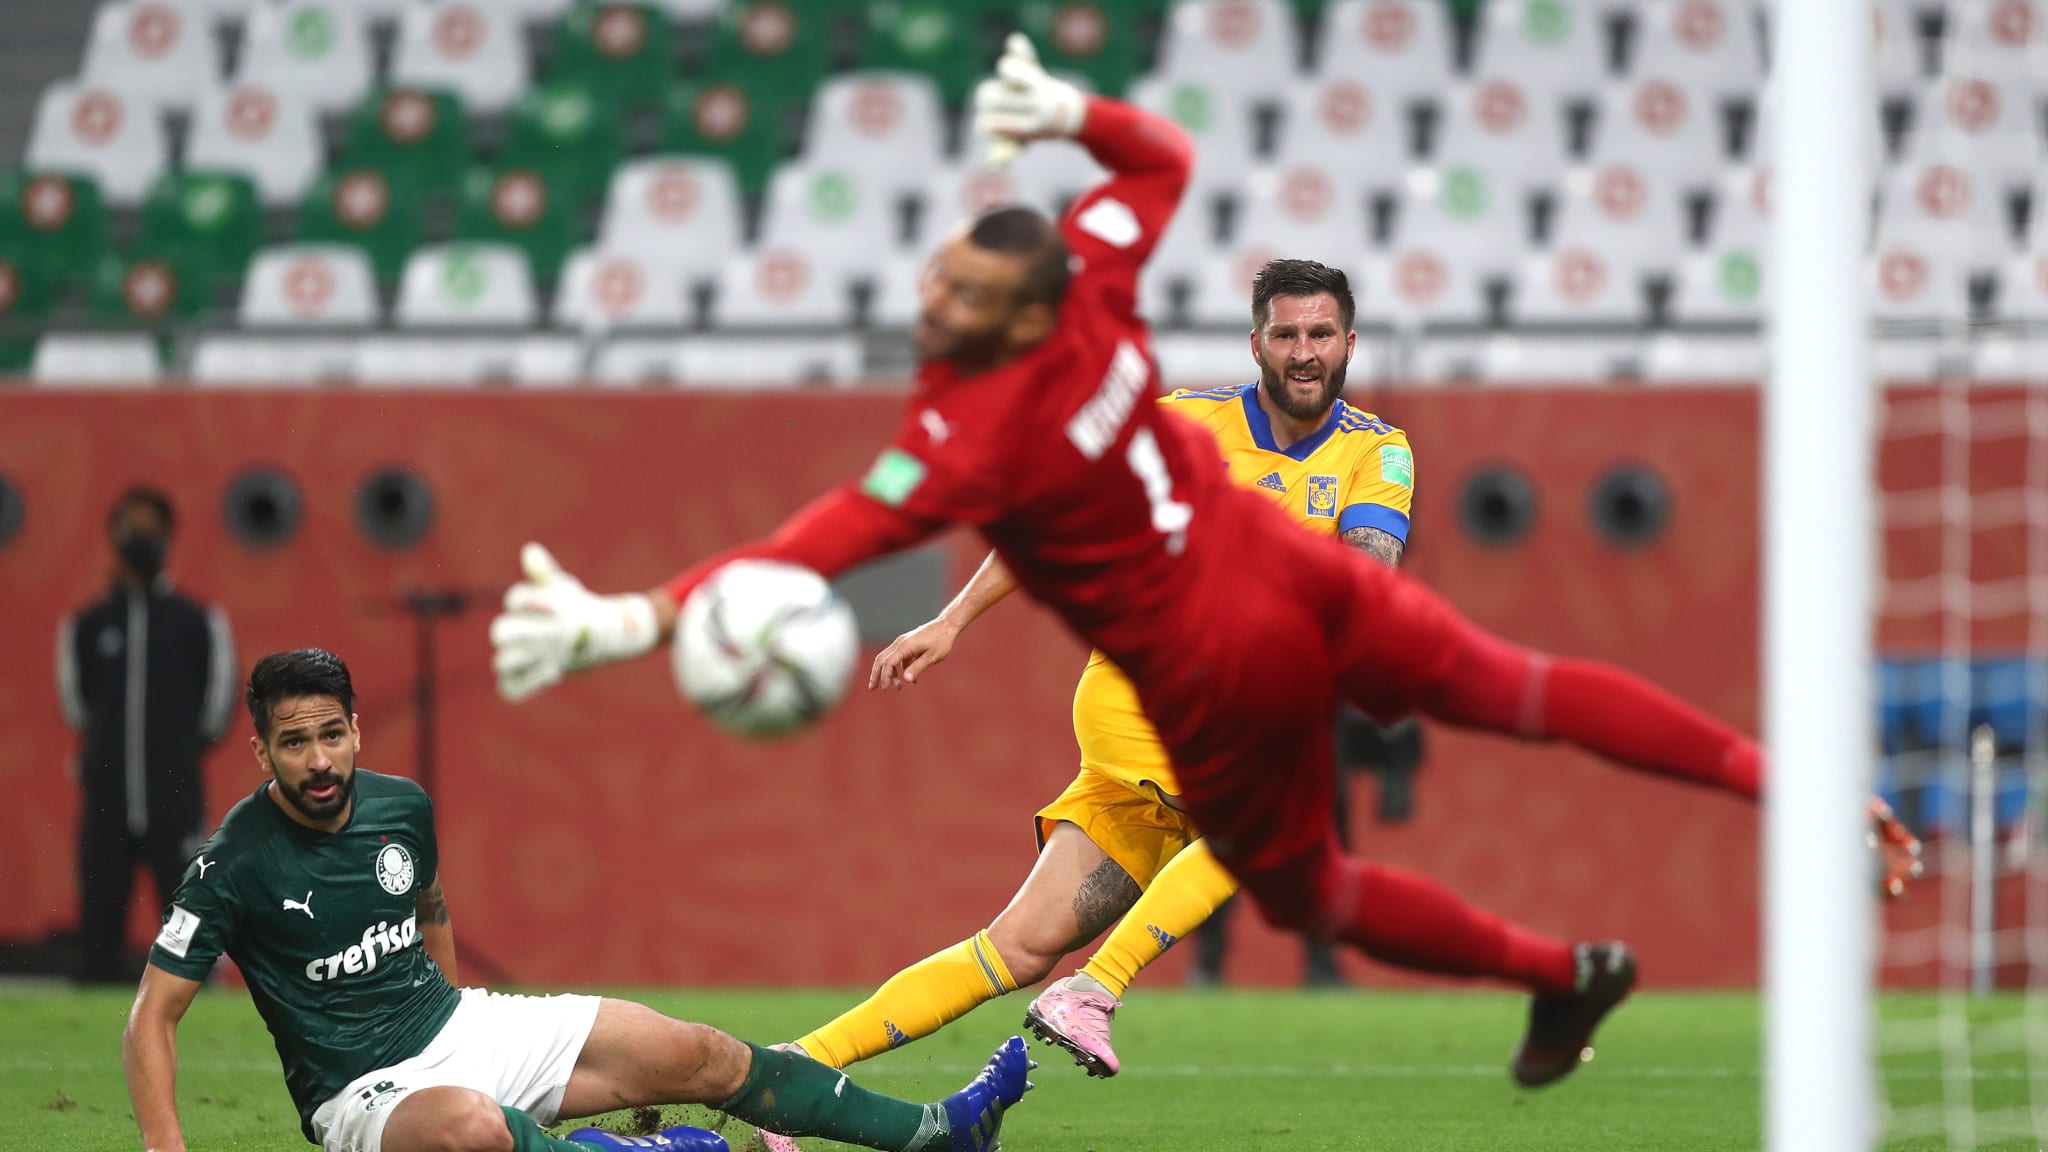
107, 485, 175, 535
967, 205, 1070, 310
1251, 259, 1356, 332
247, 649, 356, 739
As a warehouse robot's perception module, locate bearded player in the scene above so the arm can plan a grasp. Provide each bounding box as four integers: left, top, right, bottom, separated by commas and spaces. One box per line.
124, 649, 1031, 1152
491, 36, 1917, 1093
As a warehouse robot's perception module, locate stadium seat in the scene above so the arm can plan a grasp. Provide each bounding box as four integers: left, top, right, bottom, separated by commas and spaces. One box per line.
711, 248, 857, 327
1707, 165, 1770, 250
680, 331, 865, 385
296, 168, 423, 285
548, 2, 675, 112
500, 81, 627, 205
554, 246, 691, 332
453, 168, 580, 285
137, 172, 263, 288
239, 244, 380, 327
26, 83, 168, 207
0, 257, 55, 371
859, 0, 988, 106
236, 0, 374, 114
1272, 78, 1415, 190
1155, 0, 1301, 105
1943, 0, 2045, 80
802, 73, 946, 204
1550, 163, 1687, 272
1018, 0, 1148, 97
1991, 249, 2048, 322
868, 251, 925, 328
659, 82, 789, 198
1128, 74, 1259, 203
1136, 204, 1215, 326
700, 2, 833, 113
1626, 0, 1763, 103
589, 337, 689, 386
391, 1, 528, 115
1898, 75, 2047, 192
395, 242, 541, 327
1313, 0, 1456, 110
184, 85, 322, 207
755, 163, 903, 283
1431, 77, 1570, 199
1667, 243, 1765, 325
1184, 163, 1372, 326
0, 171, 109, 286
1371, 234, 1496, 330
1585, 78, 1727, 190
1508, 242, 1648, 325
1641, 330, 1766, 381
190, 337, 358, 385
89, 250, 218, 323
81, 1, 221, 110
1871, 0, 1932, 100
1003, 139, 1110, 216
1470, 0, 1611, 105
340, 88, 472, 198
596, 157, 743, 280
354, 335, 584, 386
920, 164, 1025, 254
31, 333, 161, 386
1869, 242, 1971, 323
1876, 159, 2017, 262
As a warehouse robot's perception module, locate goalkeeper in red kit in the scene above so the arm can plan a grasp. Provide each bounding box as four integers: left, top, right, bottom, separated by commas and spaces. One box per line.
491, 36, 1920, 1088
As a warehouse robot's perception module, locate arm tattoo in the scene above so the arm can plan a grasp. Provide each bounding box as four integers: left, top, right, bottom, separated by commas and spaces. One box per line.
415, 878, 450, 926
1344, 526, 1405, 568
1069, 858, 1142, 945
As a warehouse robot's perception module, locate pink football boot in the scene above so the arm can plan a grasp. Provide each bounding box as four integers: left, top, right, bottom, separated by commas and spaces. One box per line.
1023, 976, 1123, 1078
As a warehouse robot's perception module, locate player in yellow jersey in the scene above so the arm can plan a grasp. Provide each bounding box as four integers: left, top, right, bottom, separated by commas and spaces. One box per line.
755, 261, 1408, 1146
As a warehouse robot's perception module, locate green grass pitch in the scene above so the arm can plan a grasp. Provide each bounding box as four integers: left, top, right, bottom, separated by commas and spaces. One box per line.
4, 986, 2035, 1150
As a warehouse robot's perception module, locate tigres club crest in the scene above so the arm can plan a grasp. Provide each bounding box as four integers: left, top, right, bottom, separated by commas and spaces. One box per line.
1306, 474, 1339, 519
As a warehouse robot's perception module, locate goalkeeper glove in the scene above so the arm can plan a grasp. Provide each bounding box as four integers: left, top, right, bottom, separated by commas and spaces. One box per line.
490, 542, 659, 702
973, 33, 1088, 168
1870, 797, 1924, 901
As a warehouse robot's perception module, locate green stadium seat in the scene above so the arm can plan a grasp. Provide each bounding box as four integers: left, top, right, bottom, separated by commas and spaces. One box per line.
860, 0, 991, 105
1016, 0, 1146, 97
499, 81, 625, 205
88, 250, 218, 324
136, 172, 264, 289
660, 82, 791, 197
340, 87, 471, 198
453, 167, 580, 285
297, 167, 425, 286
547, 2, 674, 112
0, 256, 54, 372
0, 171, 108, 287
700, 2, 833, 106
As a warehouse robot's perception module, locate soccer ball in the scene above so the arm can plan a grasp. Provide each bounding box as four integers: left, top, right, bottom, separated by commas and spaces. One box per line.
672, 560, 860, 737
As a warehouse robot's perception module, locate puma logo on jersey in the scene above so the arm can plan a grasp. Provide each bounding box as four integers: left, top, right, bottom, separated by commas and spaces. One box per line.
194, 856, 215, 878
283, 892, 315, 919
304, 915, 422, 983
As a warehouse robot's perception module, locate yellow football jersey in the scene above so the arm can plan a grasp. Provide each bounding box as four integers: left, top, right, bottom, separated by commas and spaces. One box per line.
1069, 382, 1415, 803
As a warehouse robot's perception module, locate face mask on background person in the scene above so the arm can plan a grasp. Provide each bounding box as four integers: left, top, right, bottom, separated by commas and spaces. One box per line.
117, 533, 167, 582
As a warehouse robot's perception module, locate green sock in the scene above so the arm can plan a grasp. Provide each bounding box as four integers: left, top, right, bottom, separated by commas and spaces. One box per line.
502, 1106, 604, 1152
718, 1042, 949, 1152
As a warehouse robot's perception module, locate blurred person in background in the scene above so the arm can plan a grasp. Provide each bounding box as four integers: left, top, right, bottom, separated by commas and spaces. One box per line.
56, 485, 237, 983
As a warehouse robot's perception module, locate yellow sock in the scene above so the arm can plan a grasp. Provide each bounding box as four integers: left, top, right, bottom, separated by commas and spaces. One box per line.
794, 930, 1018, 1069
1082, 839, 1239, 998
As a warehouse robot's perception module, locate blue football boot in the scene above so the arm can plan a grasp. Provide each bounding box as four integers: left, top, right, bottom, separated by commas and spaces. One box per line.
565, 1124, 729, 1151
942, 1036, 1035, 1152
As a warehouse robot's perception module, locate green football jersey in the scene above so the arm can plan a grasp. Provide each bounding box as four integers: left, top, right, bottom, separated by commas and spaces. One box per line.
149, 769, 462, 1141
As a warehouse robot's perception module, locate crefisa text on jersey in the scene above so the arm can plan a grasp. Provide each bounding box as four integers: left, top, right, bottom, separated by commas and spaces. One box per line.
303, 915, 421, 983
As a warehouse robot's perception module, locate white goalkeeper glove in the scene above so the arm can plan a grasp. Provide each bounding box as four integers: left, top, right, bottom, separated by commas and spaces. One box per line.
973, 32, 1087, 168
489, 542, 659, 703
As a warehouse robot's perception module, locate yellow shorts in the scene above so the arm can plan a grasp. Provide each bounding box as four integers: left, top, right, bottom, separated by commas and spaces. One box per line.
1070, 650, 1182, 798
1035, 770, 1201, 891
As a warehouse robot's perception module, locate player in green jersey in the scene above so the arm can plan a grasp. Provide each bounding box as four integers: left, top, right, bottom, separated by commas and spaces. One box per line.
122, 649, 1032, 1152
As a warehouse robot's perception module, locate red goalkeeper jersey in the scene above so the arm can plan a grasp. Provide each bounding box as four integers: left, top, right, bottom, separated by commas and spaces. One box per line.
666, 96, 1259, 704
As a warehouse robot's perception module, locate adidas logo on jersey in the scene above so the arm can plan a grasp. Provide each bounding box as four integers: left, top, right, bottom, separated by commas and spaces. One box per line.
1148, 924, 1179, 951
884, 1020, 911, 1048
303, 914, 421, 983
1256, 472, 1287, 492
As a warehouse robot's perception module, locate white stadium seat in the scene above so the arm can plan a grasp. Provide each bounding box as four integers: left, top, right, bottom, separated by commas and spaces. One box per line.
554, 247, 691, 333
801, 73, 946, 203
354, 336, 583, 386
1708, 164, 1770, 250
1876, 160, 2017, 262
1586, 78, 1727, 189
713, 249, 856, 328
677, 336, 864, 387
1391, 165, 1529, 279
191, 337, 360, 385
1550, 163, 1689, 272
1433, 77, 1571, 198
32, 334, 161, 386
590, 338, 689, 387
1272, 78, 1415, 189
184, 85, 323, 207
1993, 250, 2048, 322
959, 137, 1108, 218
396, 243, 540, 327
391, 1, 528, 115
1313, 0, 1456, 109
240, 245, 380, 327
1156, 0, 1301, 104
1899, 75, 2047, 192
80, 1, 221, 110
1668, 244, 1766, 325
26, 82, 168, 206
1187, 164, 1371, 326
1944, 0, 2046, 81
1510, 242, 1648, 324
919, 165, 1027, 256
1367, 240, 1495, 330
1627, 0, 1763, 102
755, 163, 902, 281
598, 158, 743, 281
1872, 0, 1932, 99
1870, 242, 1971, 323
1137, 205, 1216, 325
1129, 74, 1261, 203
236, 0, 374, 114
1471, 0, 1610, 104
